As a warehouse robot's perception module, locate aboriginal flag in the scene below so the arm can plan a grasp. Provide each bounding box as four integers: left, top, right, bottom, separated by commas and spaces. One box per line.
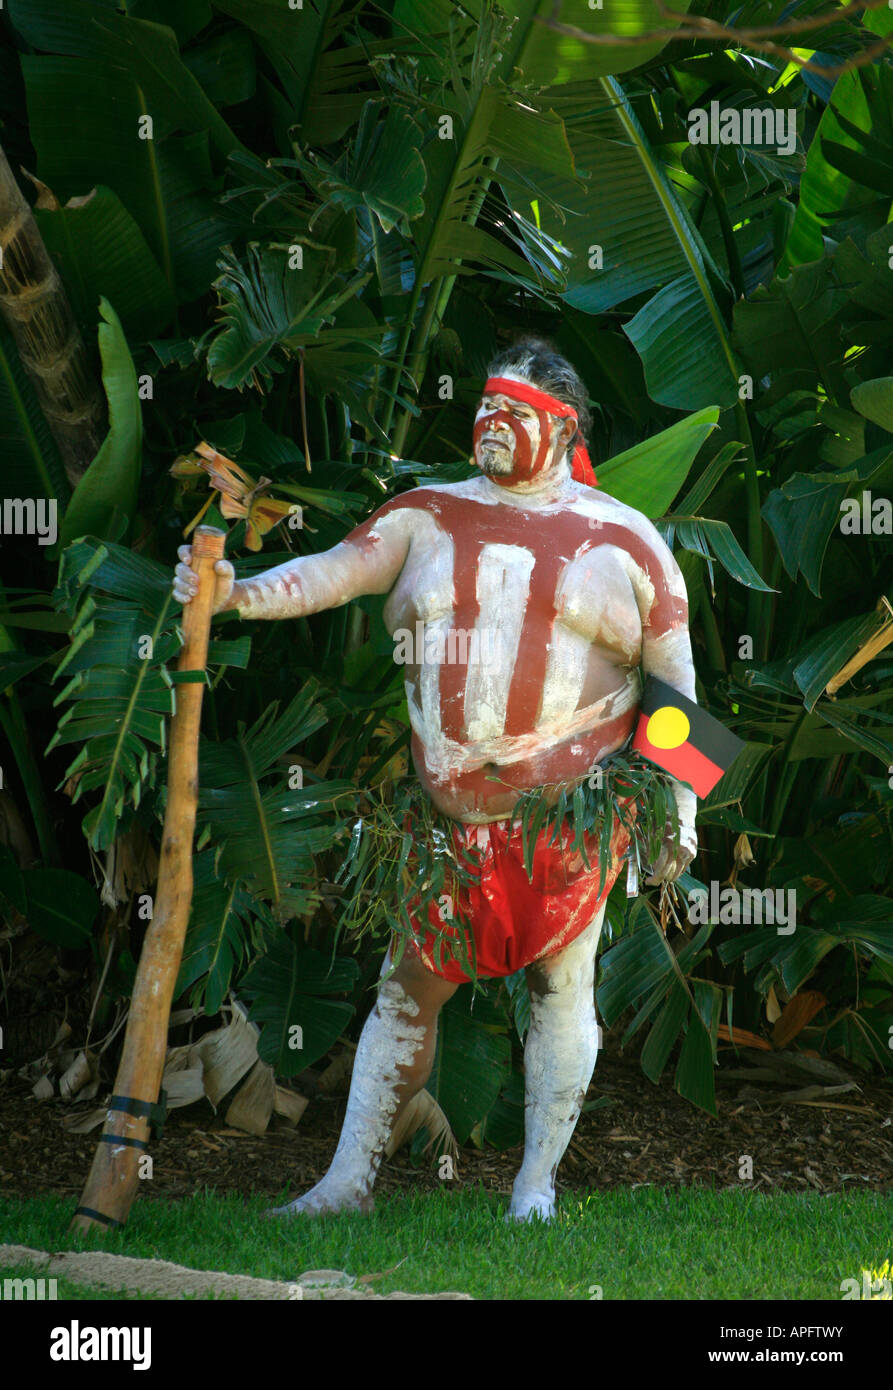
632, 677, 745, 798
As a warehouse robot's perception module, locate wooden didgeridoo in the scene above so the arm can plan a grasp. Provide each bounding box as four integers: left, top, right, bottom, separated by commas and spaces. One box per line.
70, 525, 226, 1234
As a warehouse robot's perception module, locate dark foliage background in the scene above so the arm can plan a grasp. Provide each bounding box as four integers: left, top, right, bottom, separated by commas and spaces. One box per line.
0, 0, 891, 1148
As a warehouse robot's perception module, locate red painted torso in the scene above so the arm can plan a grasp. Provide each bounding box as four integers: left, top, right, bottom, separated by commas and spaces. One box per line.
344, 484, 685, 822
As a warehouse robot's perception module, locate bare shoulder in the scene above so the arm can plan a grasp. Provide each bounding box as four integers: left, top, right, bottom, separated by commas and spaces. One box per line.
367, 479, 481, 526
569, 484, 678, 568
344, 480, 474, 552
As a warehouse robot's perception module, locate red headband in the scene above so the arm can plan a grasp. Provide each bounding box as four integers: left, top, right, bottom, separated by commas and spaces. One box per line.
482, 376, 598, 486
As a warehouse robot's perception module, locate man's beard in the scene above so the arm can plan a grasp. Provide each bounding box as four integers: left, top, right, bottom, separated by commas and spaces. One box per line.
477, 440, 515, 475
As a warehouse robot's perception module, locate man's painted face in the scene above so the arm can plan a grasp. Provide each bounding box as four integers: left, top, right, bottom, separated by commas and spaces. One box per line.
473, 380, 562, 486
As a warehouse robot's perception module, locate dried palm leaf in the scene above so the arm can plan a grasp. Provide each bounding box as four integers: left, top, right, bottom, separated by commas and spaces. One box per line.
162, 1067, 205, 1110
272, 1086, 308, 1127
100, 824, 159, 909
62, 1106, 106, 1134
384, 1089, 457, 1162
316, 1046, 356, 1095
226, 1059, 275, 1135
188, 1007, 259, 1107
59, 1049, 98, 1101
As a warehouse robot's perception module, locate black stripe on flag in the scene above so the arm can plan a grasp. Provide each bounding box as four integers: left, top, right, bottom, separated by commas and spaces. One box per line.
639, 677, 745, 771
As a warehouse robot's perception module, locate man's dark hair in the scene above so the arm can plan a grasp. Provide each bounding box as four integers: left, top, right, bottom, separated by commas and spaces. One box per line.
485, 336, 591, 462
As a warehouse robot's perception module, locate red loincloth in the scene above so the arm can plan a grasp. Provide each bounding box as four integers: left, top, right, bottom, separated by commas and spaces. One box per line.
404, 810, 633, 983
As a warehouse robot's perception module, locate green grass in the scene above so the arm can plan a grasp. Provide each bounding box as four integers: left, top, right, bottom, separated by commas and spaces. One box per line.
1, 1186, 890, 1300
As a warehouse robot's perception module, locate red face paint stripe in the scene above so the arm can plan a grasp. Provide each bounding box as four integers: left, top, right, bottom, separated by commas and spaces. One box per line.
473, 405, 550, 486
344, 492, 685, 742
480, 377, 598, 487
483, 376, 577, 421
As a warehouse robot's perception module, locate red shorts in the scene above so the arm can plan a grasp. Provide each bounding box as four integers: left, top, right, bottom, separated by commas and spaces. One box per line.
405, 809, 633, 983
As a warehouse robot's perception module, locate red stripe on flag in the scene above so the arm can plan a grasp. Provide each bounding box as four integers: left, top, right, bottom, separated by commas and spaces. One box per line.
632, 712, 724, 797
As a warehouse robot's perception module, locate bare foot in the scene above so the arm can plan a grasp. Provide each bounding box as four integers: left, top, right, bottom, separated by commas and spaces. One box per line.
505, 1190, 556, 1223
263, 1180, 375, 1219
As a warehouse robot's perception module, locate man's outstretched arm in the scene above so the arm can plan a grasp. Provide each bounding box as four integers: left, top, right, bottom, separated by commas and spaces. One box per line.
172, 506, 414, 619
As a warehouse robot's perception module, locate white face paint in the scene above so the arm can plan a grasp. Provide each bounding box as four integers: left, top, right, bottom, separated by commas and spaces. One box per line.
473, 391, 542, 477
472, 373, 572, 488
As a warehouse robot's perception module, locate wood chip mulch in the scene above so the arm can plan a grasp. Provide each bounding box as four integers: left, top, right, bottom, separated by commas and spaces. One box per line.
2, 1031, 890, 1208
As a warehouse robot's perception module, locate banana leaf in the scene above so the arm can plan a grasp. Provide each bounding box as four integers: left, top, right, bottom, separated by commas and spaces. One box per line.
239, 932, 359, 1077
426, 985, 512, 1144
196, 681, 355, 921
59, 298, 142, 549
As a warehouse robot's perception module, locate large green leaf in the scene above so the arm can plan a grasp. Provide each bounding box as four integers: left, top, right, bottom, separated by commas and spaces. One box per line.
722, 895, 893, 1006
6, 0, 119, 48
59, 298, 142, 548
21, 55, 239, 301
624, 273, 740, 411
761, 472, 849, 597
181, 27, 257, 109
675, 981, 720, 1116
793, 611, 888, 711
660, 516, 775, 592
35, 185, 176, 339
814, 702, 893, 765
783, 66, 893, 270
409, 67, 579, 289
197, 681, 355, 921
240, 934, 359, 1077
176, 852, 256, 1012
597, 897, 669, 1026
204, 243, 376, 390
9, 1, 242, 159
49, 538, 178, 849
761, 445, 893, 596
538, 84, 700, 314
599, 903, 718, 1110
597, 406, 718, 516
426, 986, 512, 1144
734, 258, 852, 407
640, 978, 689, 1083
0, 865, 100, 948
214, 0, 385, 145
851, 377, 893, 434
0, 653, 51, 695
524, 79, 740, 410
395, 0, 692, 86
293, 100, 426, 236
132, 0, 213, 44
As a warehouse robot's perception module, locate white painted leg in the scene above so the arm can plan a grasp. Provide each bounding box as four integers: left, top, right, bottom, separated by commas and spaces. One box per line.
265, 947, 427, 1218
507, 906, 605, 1223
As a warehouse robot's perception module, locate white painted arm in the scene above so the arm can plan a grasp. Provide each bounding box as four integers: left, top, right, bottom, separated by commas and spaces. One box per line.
225, 508, 413, 620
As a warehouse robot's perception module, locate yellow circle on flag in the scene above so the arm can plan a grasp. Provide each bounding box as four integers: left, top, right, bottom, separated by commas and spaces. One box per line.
646, 706, 690, 750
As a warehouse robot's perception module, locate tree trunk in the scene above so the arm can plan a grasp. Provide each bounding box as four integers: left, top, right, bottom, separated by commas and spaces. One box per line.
0, 142, 105, 489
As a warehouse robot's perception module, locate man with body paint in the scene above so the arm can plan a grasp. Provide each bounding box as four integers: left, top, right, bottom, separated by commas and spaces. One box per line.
173, 336, 697, 1222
